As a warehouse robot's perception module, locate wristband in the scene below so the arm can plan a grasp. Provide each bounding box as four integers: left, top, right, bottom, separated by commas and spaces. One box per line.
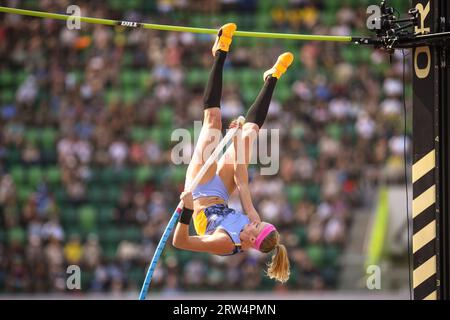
179, 207, 194, 225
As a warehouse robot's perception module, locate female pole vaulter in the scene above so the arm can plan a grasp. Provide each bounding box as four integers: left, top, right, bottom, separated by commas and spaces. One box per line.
172, 23, 293, 283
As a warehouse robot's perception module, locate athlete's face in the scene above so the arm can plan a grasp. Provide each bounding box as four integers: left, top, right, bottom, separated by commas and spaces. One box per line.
241, 221, 267, 245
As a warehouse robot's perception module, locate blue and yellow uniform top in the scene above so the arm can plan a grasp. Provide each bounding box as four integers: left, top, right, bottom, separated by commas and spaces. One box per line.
194, 203, 250, 255
192, 174, 249, 255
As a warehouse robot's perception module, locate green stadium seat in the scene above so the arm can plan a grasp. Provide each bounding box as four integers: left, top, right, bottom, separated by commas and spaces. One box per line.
88, 167, 102, 183
10, 166, 25, 184
121, 52, 134, 67
61, 206, 78, 226
241, 14, 255, 30
129, 267, 144, 286
324, 1, 341, 13
120, 69, 136, 88
326, 123, 343, 141
127, 0, 141, 10
72, 70, 84, 83
223, 69, 237, 83
391, 0, 409, 11
276, 82, 292, 103
185, 69, 201, 86
324, 246, 341, 267
286, 184, 305, 206
138, 71, 151, 88
6, 147, 21, 165
170, 165, 187, 184
98, 206, 115, 223
306, 245, 325, 268
54, 188, 68, 203
86, 187, 104, 204
15, 70, 28, 85
349, 0, 367, 7
41, 149, 57, 164
306, 184, 321, 204
190, 15, 207, 28
1, 89, 15, 104
45, 166, 61, 185
160, 127, 174, 150
242, 88, 256, 106
114, 167, 134, 183
255, 13, 271, 31
306, 144, 319, 159
17, 186, 33, 203
104, 244, 117, 260
124, 88, 141, 104
28, 166, 45, 188
344, 123, 357, 140
22, 0, 39, 9
7, 227, 26, 245
100, 227, 121, 245
104, 185, 121, 204
142, 0, 157, 12
66, 226, 83, 239
288, 266, 299, 286
135, 166, 154, 184
240, 79, 254, 95
81, 270, 94, 290
359, 47, 372, 64
41, 128, 58, 150
122, 227, 141, 242
294, 226, 308, 247
105, 89, 120, 105
108, 0, 122, 10
147, 128, 163, 146
130, 127, 147, 143
321, 11, 337, 27
176, 249, 194, 265
240, 69, 257, 87
79, 206, 97, 233
157, 106, 174, 127
24, 128, 40, 145
0, 69, 14, 86
100, 168, 117, 184
341, 46, 359, 64
259, 268, 276, 290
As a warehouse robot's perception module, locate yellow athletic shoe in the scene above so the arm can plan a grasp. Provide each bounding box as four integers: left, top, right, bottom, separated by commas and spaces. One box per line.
263, 52, 294, 81
212, 23, 237, 56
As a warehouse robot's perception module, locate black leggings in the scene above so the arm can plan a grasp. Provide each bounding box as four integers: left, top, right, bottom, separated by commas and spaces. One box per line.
203, 50, 278, 129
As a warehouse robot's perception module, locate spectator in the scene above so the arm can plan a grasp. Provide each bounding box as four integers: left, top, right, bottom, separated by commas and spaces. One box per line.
64, 234, 83, 265
82, 234, 102, 270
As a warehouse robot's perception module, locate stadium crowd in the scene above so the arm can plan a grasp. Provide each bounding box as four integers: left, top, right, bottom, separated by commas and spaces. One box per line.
0, 0, 410, 294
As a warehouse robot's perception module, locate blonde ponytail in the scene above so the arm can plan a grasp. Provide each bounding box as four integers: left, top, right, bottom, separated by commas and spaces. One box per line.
266, 243, 290, 283
259, 230, 290, 283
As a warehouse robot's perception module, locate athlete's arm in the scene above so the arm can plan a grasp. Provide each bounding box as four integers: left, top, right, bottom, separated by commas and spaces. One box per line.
234, 177, 261, 222
173, 224, 235, 255
172, 191, 235, 255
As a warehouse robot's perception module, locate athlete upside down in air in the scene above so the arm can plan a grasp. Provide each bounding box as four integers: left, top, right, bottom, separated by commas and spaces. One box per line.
172, 23, 294, 283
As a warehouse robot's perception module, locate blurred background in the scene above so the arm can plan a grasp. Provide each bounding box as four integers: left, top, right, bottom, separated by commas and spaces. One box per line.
0, 0, 412, 299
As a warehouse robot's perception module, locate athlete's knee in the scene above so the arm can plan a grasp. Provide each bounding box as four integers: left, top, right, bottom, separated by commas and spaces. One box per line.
204, 109, 222, 129
242, 124, 259, 139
